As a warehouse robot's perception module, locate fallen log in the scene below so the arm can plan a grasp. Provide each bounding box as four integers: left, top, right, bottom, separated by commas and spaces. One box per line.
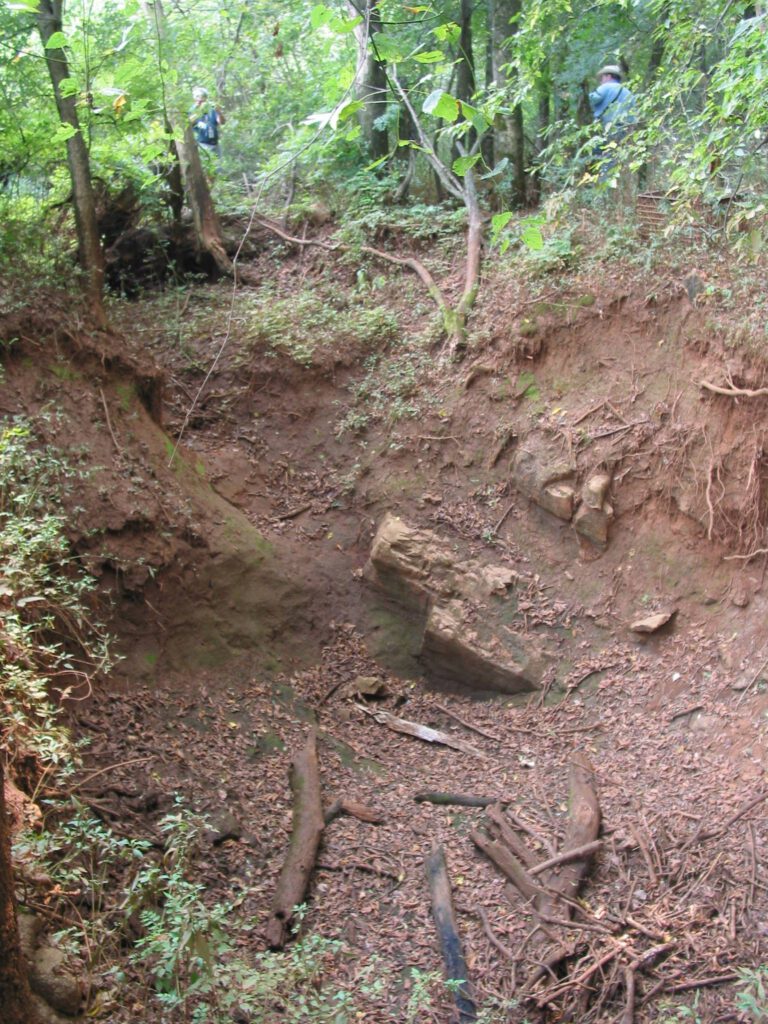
425, 845, 477, 1023
265, 730, 325, 949
536, 753, 601, 921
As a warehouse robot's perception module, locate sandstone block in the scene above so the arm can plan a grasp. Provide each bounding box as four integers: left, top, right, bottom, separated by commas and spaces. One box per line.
573, 502, 613, 546
421, 602, 548, 694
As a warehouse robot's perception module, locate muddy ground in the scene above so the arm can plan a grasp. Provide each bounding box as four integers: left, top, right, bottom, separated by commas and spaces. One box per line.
4, 226, 768, 1022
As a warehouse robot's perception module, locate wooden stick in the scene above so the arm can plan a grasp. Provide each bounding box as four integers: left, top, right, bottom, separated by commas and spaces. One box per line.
433, 701, 500, 742
357, 705, 487, 760
471, 829, 541, 902
99, 387, 122, 455
529, 840, 603, 877
414, 792, 497, 808
700, 379, 768, 398
323, 798, 384, 826
265, 730, 324, 949
426, 845, 478, 1023
486, 803, 537, 868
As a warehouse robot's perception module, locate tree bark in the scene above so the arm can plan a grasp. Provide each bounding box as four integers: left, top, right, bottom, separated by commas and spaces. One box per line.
265, 731, 324, 949
350, 0, 389, 161
454, 0, 477, 159
0, 761, 39, 1024
176, 127, 233, 275
143, 0, 234, 274
490, 0, 526, 207
36, 0, 106, 326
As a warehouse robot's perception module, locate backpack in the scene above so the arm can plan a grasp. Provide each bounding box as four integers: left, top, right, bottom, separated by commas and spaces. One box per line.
194, 106, 218, 146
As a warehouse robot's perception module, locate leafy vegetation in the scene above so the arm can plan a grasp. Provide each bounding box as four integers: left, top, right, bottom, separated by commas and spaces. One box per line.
0, 418, 113, 761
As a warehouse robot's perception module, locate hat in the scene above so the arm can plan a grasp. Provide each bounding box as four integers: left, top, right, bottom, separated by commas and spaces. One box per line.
597, 65, 623, 80
192, 86, 209, 100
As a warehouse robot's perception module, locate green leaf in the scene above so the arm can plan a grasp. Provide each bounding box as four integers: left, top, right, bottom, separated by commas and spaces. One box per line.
51, 122, 77, 143
459, 101, 491, 133
423, 89, 459, 122
433, 21, 461, 44
372, 33, 408, 62
520, 218, 545, 251
491, 211, 514, 239
452, 154, 480, 176
310, 4, 333, 29
414, 50, 445, 64
45, 31, 68, 49
57, 77, 78, 98
336, 99, 363, 125
480, 157, 509, 179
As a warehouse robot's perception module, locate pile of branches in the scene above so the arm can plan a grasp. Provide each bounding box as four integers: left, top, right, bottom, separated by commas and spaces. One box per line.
471, 760, 765, 1022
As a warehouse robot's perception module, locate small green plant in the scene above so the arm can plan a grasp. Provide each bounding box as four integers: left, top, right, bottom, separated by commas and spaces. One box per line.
737, 965, 768, 1021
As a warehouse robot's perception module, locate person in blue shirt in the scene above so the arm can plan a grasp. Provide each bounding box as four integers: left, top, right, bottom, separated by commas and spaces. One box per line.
189, 87, 225, 158
588, 65, 636, 177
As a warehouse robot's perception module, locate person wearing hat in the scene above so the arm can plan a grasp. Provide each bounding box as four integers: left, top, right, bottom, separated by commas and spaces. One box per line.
588, 65, 636, 177
589, 65, 635, 132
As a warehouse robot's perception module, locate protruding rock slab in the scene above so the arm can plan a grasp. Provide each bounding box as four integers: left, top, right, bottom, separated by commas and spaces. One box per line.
422, 602, 548, 694
574, 472, 614, 547
512, 448, 576, 521
366, 515, 550, 694
630, 609, 677, 634
367, 513, 516, 607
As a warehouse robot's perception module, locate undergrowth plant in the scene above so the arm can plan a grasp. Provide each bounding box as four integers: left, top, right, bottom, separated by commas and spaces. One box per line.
241, 286, 399, 368
0, 417, 114, 761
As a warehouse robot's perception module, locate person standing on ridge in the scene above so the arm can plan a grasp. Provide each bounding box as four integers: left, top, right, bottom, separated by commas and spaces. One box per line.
589, 65, 635, 175
189, 86, 225, 157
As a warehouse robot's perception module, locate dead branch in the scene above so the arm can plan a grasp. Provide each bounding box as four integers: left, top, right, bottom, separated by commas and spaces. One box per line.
359, 244, 449, 313
255, 214, 339, 251
529, 840, 603, 877
99, 387, 122, 455
426, 845, 478, 1023
357, 705, 487, 759
414, 792, 497, 807
471, 829, 541, 902
323, 798, 384, 826
700, 378, 768, 398
680, 789, 768, 850
433, 701, 500, 742
265, 730, 325, 949
476, 908, 516, 961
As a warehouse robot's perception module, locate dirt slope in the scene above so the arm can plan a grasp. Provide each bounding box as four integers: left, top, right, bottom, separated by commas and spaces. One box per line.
5, 237, 768, 1021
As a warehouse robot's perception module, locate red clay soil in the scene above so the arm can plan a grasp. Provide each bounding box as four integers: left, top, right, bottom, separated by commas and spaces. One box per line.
6, 235, 768, 1022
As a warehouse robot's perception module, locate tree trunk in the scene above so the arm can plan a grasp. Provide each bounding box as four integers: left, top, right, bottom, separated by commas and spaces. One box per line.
490, 0, 526, 207
350, 0, 389, 161
177, 127, 232, 275
0, 761, 38, 1024
143, 0, 234, 274
426, 845, 477, 1023
454, 0, 477, 159
36, 0, 105, 326
164, 126, 184, 226
528, 81, 551, 205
